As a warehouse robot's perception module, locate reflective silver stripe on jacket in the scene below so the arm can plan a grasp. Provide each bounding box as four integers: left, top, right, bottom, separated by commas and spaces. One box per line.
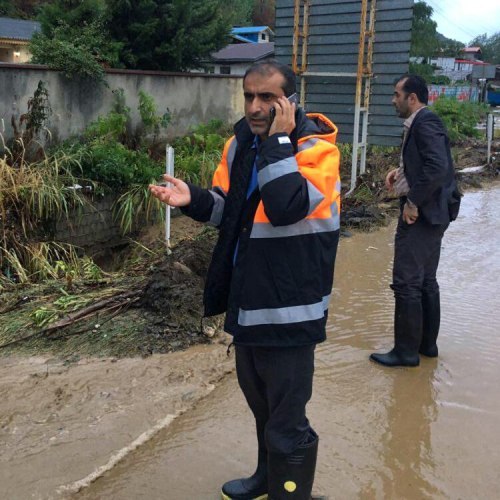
209, 189, 225, 226
226, 137, 237, 177
307, 180, 325, 215
250, 200, 340, 238
258, 157, 298, 189
238, 294, 330, 326
298, 137, 320, 152
298, 137, 334, 152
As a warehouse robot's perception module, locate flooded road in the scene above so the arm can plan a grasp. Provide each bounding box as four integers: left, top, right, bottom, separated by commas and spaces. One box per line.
73, 182, 500, 500
76, 183, 500, 500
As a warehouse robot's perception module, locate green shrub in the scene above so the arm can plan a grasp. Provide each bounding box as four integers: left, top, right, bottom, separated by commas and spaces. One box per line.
432, 96, 488, 142
78, 142, 162, 188
430, 75, 451, 85
170, 120, 228, 187
85, 112, 128, 142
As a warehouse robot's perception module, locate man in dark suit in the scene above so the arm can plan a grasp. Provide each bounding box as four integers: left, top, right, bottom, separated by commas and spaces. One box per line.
370, 74, 461, 367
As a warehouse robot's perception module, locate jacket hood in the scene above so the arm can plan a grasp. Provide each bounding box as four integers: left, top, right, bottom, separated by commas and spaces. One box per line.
233, 108, 338, 151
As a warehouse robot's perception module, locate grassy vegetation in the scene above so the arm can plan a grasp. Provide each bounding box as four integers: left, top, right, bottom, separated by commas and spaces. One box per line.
0, 141, 98, 284
432, 97, 489, 142
1, 83, 232, 286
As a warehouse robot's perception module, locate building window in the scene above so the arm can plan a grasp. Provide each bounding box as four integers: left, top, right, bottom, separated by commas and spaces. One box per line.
261, 33, 266, 41
220, 66, 231, 75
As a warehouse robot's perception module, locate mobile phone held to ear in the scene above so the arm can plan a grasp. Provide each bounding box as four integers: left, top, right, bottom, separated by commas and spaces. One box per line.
270, 93, 299, 121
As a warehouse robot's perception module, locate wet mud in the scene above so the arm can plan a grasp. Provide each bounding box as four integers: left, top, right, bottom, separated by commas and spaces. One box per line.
69, 182, 500, 500
0, 164, 498, 498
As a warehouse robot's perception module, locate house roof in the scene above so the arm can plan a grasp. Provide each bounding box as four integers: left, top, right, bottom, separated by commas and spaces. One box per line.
455, 59, 489, 65
232, 26, 274, 35
0, 17, 40, 41
211, 42, 275, 63
462, 46, 482, 53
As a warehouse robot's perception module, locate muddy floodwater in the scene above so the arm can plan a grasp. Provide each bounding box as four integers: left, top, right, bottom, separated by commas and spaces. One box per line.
69, 182, 500, 500
1, 184, 499, 500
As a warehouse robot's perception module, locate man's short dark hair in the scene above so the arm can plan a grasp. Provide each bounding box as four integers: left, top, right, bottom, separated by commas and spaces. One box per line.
243, 59, 297, 97
396, 74, 429, 105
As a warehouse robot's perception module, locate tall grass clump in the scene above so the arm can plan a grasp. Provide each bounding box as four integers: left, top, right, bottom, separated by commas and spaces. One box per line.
0, 140, 96, 283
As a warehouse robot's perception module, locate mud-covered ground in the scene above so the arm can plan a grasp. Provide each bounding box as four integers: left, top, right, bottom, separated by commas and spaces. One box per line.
1, 139, 498, 361
0, 221, 221, 359
340, 138, 499, 231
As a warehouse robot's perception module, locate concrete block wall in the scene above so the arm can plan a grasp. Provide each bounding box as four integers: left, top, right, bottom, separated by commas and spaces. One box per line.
55, 194, 135, 254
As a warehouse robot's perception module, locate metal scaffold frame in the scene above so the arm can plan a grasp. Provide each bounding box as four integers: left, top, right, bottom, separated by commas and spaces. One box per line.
292, 0, 377, 194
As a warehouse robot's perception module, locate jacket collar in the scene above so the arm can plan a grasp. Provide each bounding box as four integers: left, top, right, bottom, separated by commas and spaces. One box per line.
233, 108, 322, 153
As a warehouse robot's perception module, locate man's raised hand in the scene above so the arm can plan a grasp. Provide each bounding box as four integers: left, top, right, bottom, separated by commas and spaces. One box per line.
149, 174, 191, 207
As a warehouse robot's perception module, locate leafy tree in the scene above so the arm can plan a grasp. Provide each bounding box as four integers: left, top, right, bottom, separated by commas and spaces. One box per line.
409, 62, 434, 81
107, 0, 232, 71
0, 0, 47, 18
410, 1, 439, 60
0, 0, 17, 16
436, 33, 465, 58
30, 21, 122, 81
37, 0, 106, 37
30, 0, 121, 81
252, 0, 275, 29
226, 0, 254, 26
469, 32, 500, 64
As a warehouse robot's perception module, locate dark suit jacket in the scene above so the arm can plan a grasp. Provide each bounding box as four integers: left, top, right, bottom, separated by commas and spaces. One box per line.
403, 107, 461, 225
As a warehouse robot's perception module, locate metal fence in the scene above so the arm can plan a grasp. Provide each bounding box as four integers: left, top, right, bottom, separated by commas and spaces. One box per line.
428, 85, 480, 104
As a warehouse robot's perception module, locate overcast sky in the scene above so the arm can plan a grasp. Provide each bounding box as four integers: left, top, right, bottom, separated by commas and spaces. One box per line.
425, 0, 500, 43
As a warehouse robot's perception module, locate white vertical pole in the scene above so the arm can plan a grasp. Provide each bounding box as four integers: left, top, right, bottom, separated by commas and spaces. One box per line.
487, 113, 493, 164
165, 145, 174, 249
360, 109, 369, 174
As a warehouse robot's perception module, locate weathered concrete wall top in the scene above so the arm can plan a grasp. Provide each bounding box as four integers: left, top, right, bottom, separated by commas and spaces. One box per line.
0, 64, 245, 142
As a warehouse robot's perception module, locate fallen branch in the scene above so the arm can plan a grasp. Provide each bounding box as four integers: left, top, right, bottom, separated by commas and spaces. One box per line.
49, 299, 138, 340
41, 290, 142, 334
0, 289, 143, 350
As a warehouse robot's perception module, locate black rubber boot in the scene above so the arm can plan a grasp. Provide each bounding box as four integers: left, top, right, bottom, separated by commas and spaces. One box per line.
221, 421, 268, 500
268, 434, 318, 499
370, 298, 422, 367
419, 289, 440, 357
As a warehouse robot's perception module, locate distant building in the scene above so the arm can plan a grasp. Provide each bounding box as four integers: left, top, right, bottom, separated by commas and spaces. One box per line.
460, 46, 482, 62
231, 26, 274, 44
430, 49, 490, 82
0, 17, 40, 63
199, 26, 275, 76
430, 56, 456, 71
209, 42, 275, 75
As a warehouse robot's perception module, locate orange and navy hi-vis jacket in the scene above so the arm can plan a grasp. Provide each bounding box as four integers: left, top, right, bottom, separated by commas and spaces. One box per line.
182, 109, 340, 346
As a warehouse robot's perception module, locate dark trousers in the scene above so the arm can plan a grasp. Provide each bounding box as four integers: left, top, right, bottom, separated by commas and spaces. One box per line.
391, 215, 448, 301
235, 344, 316, 456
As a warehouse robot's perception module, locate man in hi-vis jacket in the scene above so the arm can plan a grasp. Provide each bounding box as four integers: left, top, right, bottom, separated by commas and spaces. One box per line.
150, 60, 340, 500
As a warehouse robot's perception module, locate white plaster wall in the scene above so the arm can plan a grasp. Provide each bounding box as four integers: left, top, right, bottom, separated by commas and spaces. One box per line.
0, 65, 245, 142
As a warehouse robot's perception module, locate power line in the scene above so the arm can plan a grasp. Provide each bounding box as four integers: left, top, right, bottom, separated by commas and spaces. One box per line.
425, 0, 500, 43
425, 0, 479, 41
436, 0, 500, 35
